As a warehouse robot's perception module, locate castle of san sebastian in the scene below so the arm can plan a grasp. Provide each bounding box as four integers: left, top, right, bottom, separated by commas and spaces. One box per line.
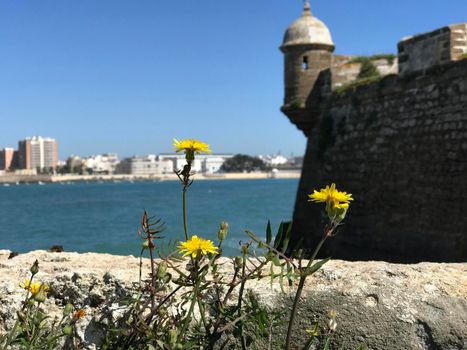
281, 1, 467, 262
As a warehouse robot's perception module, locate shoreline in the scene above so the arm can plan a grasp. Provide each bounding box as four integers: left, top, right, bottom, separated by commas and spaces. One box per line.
0, 170, 301, 185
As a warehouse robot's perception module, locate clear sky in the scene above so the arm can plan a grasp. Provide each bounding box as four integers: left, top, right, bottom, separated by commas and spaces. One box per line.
1, 0, 466, 159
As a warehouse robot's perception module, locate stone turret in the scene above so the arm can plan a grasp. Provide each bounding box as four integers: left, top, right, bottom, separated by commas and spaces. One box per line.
280, 1, 334, 133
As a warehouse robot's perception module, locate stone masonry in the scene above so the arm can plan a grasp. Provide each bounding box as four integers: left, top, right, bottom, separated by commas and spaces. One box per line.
280, 3, 467, 262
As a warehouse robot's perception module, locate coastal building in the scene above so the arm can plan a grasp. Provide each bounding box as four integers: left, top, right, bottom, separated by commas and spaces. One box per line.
18, 136, 58, 171
116, 155, 173, 176
0, 148, 18, 171
258, 154, 288, 166
159, 154, 234, 174
82, 153, 119, 174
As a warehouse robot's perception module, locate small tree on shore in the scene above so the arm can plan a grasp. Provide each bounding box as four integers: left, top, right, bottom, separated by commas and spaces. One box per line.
221, 154, 270, 172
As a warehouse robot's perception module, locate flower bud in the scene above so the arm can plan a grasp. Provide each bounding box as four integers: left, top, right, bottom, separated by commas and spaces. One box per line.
217, 221, 229, 241
16, 311, 26, 322
63, 304, 73, 316
169, 329, 178, 345
142, 239, 150, 249
328, 318, 337, 332
30, 260, 39, 276
63, 325, 73, 335
328, 309, 338, 332
234, 256, 243, 267
157, 261, 168, 279
241, 244, 249, 255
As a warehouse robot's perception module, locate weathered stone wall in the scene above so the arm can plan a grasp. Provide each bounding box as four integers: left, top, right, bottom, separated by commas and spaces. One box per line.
398, 24, 467, 76
331, 55, 398, 88
291, 58, 467, 262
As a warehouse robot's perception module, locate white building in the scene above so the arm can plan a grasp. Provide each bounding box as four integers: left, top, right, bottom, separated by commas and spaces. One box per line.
117, 155, 174, 176
159, 154, 233, 174
258, 154, 288, 166
83, 153, 119, 174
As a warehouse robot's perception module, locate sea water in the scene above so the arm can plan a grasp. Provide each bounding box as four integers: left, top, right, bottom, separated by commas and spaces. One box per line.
0, 179, 298, 256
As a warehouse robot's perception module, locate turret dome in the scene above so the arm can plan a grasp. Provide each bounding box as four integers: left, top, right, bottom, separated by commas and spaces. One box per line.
281, 1, 334, 51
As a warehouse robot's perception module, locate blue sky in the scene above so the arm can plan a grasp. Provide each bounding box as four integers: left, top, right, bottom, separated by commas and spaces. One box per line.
1, 0, 466, 159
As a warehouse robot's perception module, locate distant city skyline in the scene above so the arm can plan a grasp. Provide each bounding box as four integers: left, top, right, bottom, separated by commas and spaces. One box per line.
1, 0, 466, 157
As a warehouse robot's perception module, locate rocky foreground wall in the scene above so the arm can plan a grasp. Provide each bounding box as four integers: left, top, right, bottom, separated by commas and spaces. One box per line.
292, 58, 467, 262
0, 250, 465, 349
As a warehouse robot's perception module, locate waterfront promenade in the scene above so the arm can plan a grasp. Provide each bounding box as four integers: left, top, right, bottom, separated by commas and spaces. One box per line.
0, 170, 300, 184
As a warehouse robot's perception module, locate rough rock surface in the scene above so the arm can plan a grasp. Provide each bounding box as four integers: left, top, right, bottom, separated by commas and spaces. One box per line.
0, 250, 465, 349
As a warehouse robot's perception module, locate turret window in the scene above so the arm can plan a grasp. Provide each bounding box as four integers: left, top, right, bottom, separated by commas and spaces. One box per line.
302, 56, 309, 71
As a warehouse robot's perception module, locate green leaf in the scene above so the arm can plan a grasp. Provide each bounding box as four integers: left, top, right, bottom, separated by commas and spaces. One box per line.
266, 220, 272, 244
273, 222, 284, 249
279, 264, 285, 292
272, 255, 281, 267
245, 230, 261, 244
304, 257, 330, 276
280, 222, 292, 253
323, 337, 332, 350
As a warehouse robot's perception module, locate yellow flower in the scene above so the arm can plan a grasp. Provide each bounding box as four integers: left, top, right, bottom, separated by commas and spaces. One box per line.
308, 183, 353, 209
178, 235, 219, 258
173, 139, 211, 157
20, 279, 49, 296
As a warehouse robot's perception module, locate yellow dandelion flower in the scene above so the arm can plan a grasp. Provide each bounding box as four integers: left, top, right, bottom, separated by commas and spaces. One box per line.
308, 183, 353, 208
178, 235, 218, 259
20, 279, 49, 296
173, 139, 211, 155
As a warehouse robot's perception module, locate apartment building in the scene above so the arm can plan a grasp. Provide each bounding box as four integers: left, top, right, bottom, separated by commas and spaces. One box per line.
18, 137, 58, 171
0, 148, 18, 171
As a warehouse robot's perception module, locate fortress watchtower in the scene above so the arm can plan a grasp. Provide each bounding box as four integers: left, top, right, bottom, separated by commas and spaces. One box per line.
280, 1, 334, 130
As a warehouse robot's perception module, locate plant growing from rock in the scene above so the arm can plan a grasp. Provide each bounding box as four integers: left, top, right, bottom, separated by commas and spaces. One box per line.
1, 139, 358, 350
0, 260, 83, 350
100, 139, 356, 350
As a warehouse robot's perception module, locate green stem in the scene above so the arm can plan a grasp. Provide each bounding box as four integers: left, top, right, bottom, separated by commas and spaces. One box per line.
182, 187, 189, 240
237, 254, 248, 350
28, 303, 42, 349
183, 278, 200, 334
181, 258, 200, 335
148, 237, 156, 309
284, 231, 329, 350
197, 299, 209, 335
1, 319, 19, 349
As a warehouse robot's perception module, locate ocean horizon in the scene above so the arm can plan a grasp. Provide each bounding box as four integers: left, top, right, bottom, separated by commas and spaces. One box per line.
0, 178, 298, 257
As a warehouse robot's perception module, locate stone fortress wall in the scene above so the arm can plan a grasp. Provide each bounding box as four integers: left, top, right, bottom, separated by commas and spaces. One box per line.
281, 4, 467, 262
